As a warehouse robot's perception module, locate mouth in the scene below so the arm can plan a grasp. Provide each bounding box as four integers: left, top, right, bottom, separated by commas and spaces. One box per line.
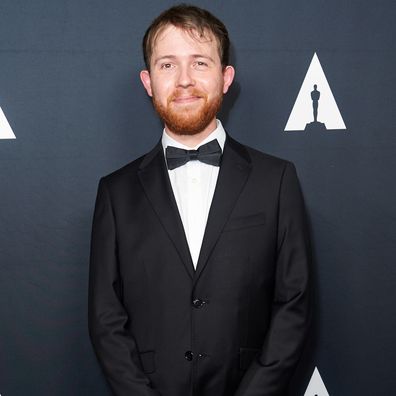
172, 96, 202, 104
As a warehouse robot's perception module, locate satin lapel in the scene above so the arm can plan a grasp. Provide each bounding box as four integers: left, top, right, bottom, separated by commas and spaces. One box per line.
193, 134, 252, 285
138, 140, 195, 280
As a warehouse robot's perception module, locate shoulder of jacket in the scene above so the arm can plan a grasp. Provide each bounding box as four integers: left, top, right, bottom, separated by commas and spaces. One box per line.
231, 137, 293, 170
101, 155, 144, 183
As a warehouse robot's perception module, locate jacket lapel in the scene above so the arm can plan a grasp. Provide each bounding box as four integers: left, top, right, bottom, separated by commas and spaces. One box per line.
193, 133, 252, 285
138, 140, 195, 280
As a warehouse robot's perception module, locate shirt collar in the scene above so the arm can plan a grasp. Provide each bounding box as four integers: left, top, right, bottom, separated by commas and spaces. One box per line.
161, 119, 226, 156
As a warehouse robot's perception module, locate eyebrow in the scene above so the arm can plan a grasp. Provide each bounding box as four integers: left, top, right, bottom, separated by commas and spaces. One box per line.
154, 54, 215, 65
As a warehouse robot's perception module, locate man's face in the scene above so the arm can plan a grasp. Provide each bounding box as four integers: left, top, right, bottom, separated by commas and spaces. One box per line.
140, 24, 234, 136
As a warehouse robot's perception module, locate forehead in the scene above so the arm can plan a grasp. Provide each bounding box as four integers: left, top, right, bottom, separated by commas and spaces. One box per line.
152, 24, 219, 58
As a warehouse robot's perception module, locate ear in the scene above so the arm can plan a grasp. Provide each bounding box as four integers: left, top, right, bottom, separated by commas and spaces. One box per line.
222, 66, 235, 94
140, 70, 153, 97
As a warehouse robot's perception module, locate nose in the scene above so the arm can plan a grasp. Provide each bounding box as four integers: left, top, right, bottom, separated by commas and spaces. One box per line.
176, 65, 194, 88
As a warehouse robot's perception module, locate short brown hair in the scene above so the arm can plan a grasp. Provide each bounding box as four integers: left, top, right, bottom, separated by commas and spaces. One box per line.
142, 4, 230, 71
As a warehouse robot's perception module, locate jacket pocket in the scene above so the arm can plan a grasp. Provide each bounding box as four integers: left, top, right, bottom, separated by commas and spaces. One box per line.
139, 350, 156, 374
239, 347, 260, 370
223, 213, 266, 232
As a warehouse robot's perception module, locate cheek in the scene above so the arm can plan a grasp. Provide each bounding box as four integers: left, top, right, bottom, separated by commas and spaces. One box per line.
152, 81, 173, 101
209, 73, 224, 93
206, 80, 224, 96
196, 76, 220, 93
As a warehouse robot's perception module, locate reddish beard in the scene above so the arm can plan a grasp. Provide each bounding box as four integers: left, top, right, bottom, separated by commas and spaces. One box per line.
152, 88, 223, 136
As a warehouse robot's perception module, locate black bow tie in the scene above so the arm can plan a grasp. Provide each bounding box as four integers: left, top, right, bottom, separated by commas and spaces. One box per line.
165, 139, 222, 170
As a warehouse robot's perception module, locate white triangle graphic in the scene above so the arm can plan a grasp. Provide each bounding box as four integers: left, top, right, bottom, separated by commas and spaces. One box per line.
284, 52, 346, 131
0, 106, 16, 139
304, 367, 330, 396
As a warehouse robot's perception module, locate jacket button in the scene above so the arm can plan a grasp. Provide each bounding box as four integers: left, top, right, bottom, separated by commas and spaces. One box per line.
185, 351, 194, 361
192, 298, 205, 308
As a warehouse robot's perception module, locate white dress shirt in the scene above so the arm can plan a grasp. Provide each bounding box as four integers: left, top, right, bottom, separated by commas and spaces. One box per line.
161, 119, 226, 269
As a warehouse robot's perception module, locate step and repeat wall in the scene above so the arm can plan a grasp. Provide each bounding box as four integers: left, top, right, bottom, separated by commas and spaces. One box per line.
1, 1, 395, 395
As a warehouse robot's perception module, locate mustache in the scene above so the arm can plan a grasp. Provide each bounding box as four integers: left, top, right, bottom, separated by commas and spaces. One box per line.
168, 89, 207, 103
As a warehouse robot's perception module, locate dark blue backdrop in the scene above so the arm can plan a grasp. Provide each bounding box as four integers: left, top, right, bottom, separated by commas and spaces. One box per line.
1, 1, 395, 394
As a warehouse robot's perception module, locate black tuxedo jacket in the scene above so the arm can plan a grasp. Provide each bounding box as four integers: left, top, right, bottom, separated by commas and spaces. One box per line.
88, 133, 312, 396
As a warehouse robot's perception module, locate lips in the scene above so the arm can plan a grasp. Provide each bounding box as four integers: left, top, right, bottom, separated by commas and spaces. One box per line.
173, 96, 201, 103
170, 89, 206, 105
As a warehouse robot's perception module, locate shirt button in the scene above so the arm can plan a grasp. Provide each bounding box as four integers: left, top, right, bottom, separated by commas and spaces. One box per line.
192, 298, 205, 308
191, 178, 198, 184
185, 351, 194, 361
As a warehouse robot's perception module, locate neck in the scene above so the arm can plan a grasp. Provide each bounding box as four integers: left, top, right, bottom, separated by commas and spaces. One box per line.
165, 118, 217, 148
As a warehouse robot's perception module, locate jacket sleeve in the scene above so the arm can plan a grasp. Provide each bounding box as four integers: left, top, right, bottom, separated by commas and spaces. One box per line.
88, 177, 161, 396
234, 162, 312, 396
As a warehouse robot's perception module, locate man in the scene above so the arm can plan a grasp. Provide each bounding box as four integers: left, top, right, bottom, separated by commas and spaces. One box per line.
88, 4, 311, 396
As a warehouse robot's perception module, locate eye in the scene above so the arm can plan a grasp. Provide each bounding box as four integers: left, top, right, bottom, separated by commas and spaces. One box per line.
196, 61, 208, 67
160, 63, 173, 70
